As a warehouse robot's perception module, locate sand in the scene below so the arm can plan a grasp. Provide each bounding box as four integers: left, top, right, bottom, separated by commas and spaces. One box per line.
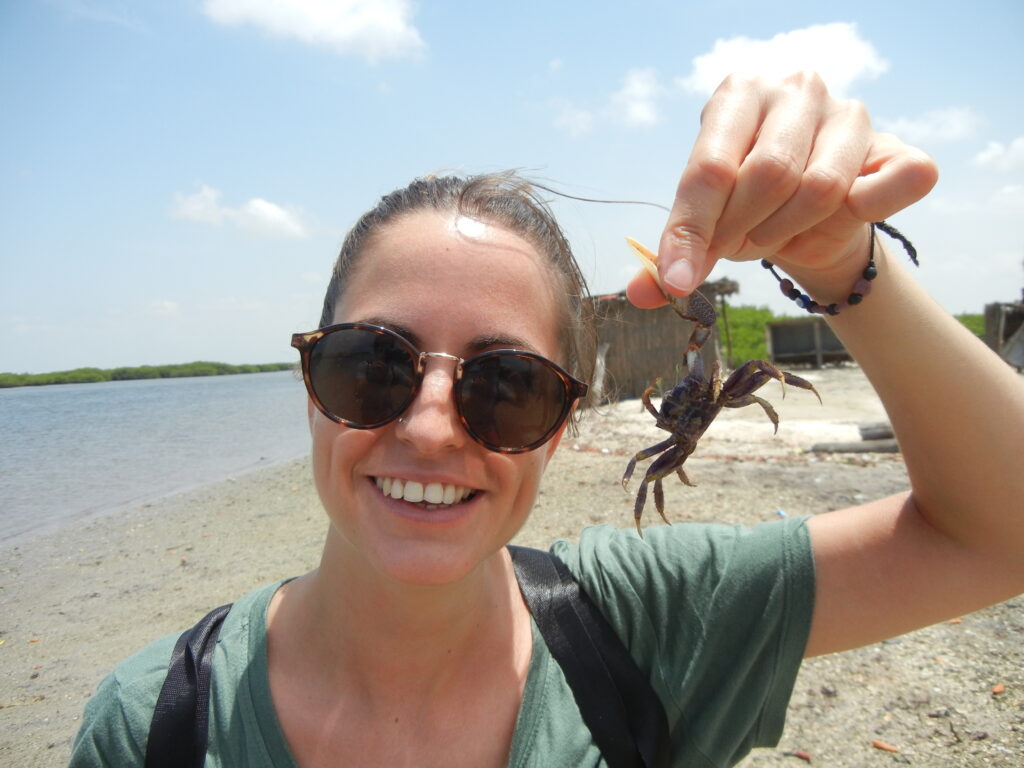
1, 366, 1021, 766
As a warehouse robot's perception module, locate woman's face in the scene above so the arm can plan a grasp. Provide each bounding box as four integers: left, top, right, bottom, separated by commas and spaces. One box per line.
310, 210, 566, 587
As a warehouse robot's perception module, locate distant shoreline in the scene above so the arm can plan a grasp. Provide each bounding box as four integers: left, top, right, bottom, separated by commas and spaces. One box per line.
0, 361, 293, 388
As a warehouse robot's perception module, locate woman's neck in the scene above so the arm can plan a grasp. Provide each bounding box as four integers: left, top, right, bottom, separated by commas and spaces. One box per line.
268, 528, 531, 706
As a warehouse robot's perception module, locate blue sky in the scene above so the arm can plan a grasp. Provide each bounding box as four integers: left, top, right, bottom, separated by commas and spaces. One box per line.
2, 0, 1022, 373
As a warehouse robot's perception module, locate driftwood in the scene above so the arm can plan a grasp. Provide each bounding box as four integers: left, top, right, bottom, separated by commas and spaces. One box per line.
858, 422, 894, 441
810, 438, 900, 454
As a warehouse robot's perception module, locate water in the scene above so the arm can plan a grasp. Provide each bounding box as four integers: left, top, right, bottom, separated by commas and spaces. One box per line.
0, 370, 311, 542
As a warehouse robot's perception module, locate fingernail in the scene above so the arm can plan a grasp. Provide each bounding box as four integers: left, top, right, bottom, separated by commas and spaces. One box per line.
664, 259, 695, 293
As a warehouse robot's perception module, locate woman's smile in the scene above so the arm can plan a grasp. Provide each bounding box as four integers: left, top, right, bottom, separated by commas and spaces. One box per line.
373, 475, 479, 507
370, 475, 484, 525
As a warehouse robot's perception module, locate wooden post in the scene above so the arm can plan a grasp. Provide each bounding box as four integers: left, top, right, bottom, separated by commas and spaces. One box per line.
718, 294, 733, 367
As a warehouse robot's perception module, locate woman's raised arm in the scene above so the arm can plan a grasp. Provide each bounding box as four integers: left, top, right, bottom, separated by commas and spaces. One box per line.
628, 71, 1024, 657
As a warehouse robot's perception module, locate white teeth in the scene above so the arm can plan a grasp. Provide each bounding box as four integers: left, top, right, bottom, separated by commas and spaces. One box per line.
404, 481, 424, 503
423, 483, 444, 504
374, 476, 474, 506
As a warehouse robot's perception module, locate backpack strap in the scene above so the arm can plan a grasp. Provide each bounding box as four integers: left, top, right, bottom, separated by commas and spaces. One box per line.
145, 603, 231, 768
508, 545, 671, 768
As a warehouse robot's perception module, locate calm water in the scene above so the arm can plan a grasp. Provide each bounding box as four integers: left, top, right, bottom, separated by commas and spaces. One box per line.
0, 370, 311, 542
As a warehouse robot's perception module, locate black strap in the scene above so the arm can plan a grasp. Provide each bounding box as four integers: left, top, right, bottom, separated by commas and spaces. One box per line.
145, 548, 670, 767
145, 603, 231, 768
508, 545, 671, 768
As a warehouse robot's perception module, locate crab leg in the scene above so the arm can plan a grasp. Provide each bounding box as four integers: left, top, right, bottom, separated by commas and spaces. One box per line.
641, 382, 661, 421
720, 360, 822, 403
724, 394, 780, 434
622, 436, 679, 489
626, 237, 717, 371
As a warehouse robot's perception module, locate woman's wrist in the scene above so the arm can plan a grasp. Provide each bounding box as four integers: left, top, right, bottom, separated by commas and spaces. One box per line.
764, 222, 917, 314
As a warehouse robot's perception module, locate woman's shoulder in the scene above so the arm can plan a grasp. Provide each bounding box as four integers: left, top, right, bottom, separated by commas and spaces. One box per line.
110, 579, 282, 689
544, 519, 816, 763
69, 580, 286, 766
553, 516, 812, 588
547, 517, 815, 661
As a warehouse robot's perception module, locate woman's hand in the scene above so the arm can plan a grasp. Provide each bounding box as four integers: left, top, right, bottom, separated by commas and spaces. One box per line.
627, 71, 938, 308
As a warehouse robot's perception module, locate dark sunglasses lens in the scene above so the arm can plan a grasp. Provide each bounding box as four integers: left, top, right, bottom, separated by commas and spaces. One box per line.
459, 354, 569, 451
309, 327, 417, 427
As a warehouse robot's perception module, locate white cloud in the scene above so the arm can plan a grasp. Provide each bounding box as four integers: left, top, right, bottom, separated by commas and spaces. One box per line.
609, 68, 664, 126
172, 184, 308, 238
677, 22, 887, 97
148, 300, 180, 316
201, 0, 425, 62
973, 137, 1024, 172
877, 107, 983, 144
549, 58, 563, 72
173, 184, 226, 224
236, 198, 307, 238
553, 102, 594, 137
992, 184, 1024, 211
927, 196, 980, 215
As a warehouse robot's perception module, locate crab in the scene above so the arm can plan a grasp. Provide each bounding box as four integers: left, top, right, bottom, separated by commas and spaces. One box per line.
621, 238, 821, 535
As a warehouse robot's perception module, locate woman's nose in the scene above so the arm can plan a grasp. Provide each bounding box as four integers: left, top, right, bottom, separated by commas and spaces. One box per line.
395, 360, 465, 453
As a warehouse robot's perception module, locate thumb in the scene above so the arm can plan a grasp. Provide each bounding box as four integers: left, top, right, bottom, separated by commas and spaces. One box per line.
658, 163, 725, 295
658, 222, 716, 296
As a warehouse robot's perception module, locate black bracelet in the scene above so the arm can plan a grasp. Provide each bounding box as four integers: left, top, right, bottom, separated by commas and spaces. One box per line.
760, 221, 918, 316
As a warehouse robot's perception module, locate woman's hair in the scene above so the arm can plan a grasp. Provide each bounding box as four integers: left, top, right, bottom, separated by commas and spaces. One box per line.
319, 172, 597, 411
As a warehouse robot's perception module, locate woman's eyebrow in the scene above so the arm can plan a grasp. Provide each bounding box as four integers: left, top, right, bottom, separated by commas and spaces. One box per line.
355, 317, 535, 354
357, 317, 421, 346
466, 334, 535, 353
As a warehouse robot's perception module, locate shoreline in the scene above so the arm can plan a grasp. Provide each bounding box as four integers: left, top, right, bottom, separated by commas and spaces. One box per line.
2, 367, 1021, 766
0, 450, 312, 549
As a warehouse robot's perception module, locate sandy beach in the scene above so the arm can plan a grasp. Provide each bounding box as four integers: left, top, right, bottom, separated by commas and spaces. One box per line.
2, 366, 1021, 766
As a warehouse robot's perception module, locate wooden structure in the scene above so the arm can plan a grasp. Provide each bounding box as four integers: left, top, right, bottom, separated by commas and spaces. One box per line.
764, 317, 850, 368
984, 301, 1024, 371
587, 284, 729, 404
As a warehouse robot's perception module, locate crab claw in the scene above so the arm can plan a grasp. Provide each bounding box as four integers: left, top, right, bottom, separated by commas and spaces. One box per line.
626, 236, 665, 291
626, 236, 718, 374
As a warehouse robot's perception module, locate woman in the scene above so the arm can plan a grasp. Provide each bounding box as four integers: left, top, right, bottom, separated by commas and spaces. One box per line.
71, 73, 1024, 767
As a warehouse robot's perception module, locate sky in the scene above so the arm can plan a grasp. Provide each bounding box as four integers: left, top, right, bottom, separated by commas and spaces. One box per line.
2, 0, 1022, 374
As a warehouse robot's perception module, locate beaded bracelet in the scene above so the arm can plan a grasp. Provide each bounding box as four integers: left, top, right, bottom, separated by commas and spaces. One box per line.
761, 220, 918, 316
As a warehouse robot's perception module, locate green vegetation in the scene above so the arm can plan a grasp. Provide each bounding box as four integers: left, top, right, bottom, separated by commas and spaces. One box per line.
0, 361, 293, 389
954, 313, 984, 337
717, 305, 986, 367
4, 311, 985, 389
719, 304, 775, 367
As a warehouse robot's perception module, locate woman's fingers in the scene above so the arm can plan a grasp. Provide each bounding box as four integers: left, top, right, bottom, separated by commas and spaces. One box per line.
848, 134, 939, 222
657, 76, 765, 294
651, 72, 937, 305
710, 73, 828, 257
747, 98, 872, 249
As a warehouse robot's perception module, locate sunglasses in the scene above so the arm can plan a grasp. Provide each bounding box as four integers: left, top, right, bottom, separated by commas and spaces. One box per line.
291, 323, 589, 454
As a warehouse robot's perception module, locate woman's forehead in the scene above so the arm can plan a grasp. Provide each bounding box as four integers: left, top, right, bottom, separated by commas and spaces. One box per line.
336, 210, 563, 354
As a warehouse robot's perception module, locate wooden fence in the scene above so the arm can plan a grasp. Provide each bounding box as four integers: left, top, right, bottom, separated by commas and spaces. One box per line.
588, 293, 722, 404
764, 317, 850, 368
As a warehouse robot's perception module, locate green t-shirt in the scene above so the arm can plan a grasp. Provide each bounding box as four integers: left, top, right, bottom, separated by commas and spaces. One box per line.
70, 518, 814, 767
